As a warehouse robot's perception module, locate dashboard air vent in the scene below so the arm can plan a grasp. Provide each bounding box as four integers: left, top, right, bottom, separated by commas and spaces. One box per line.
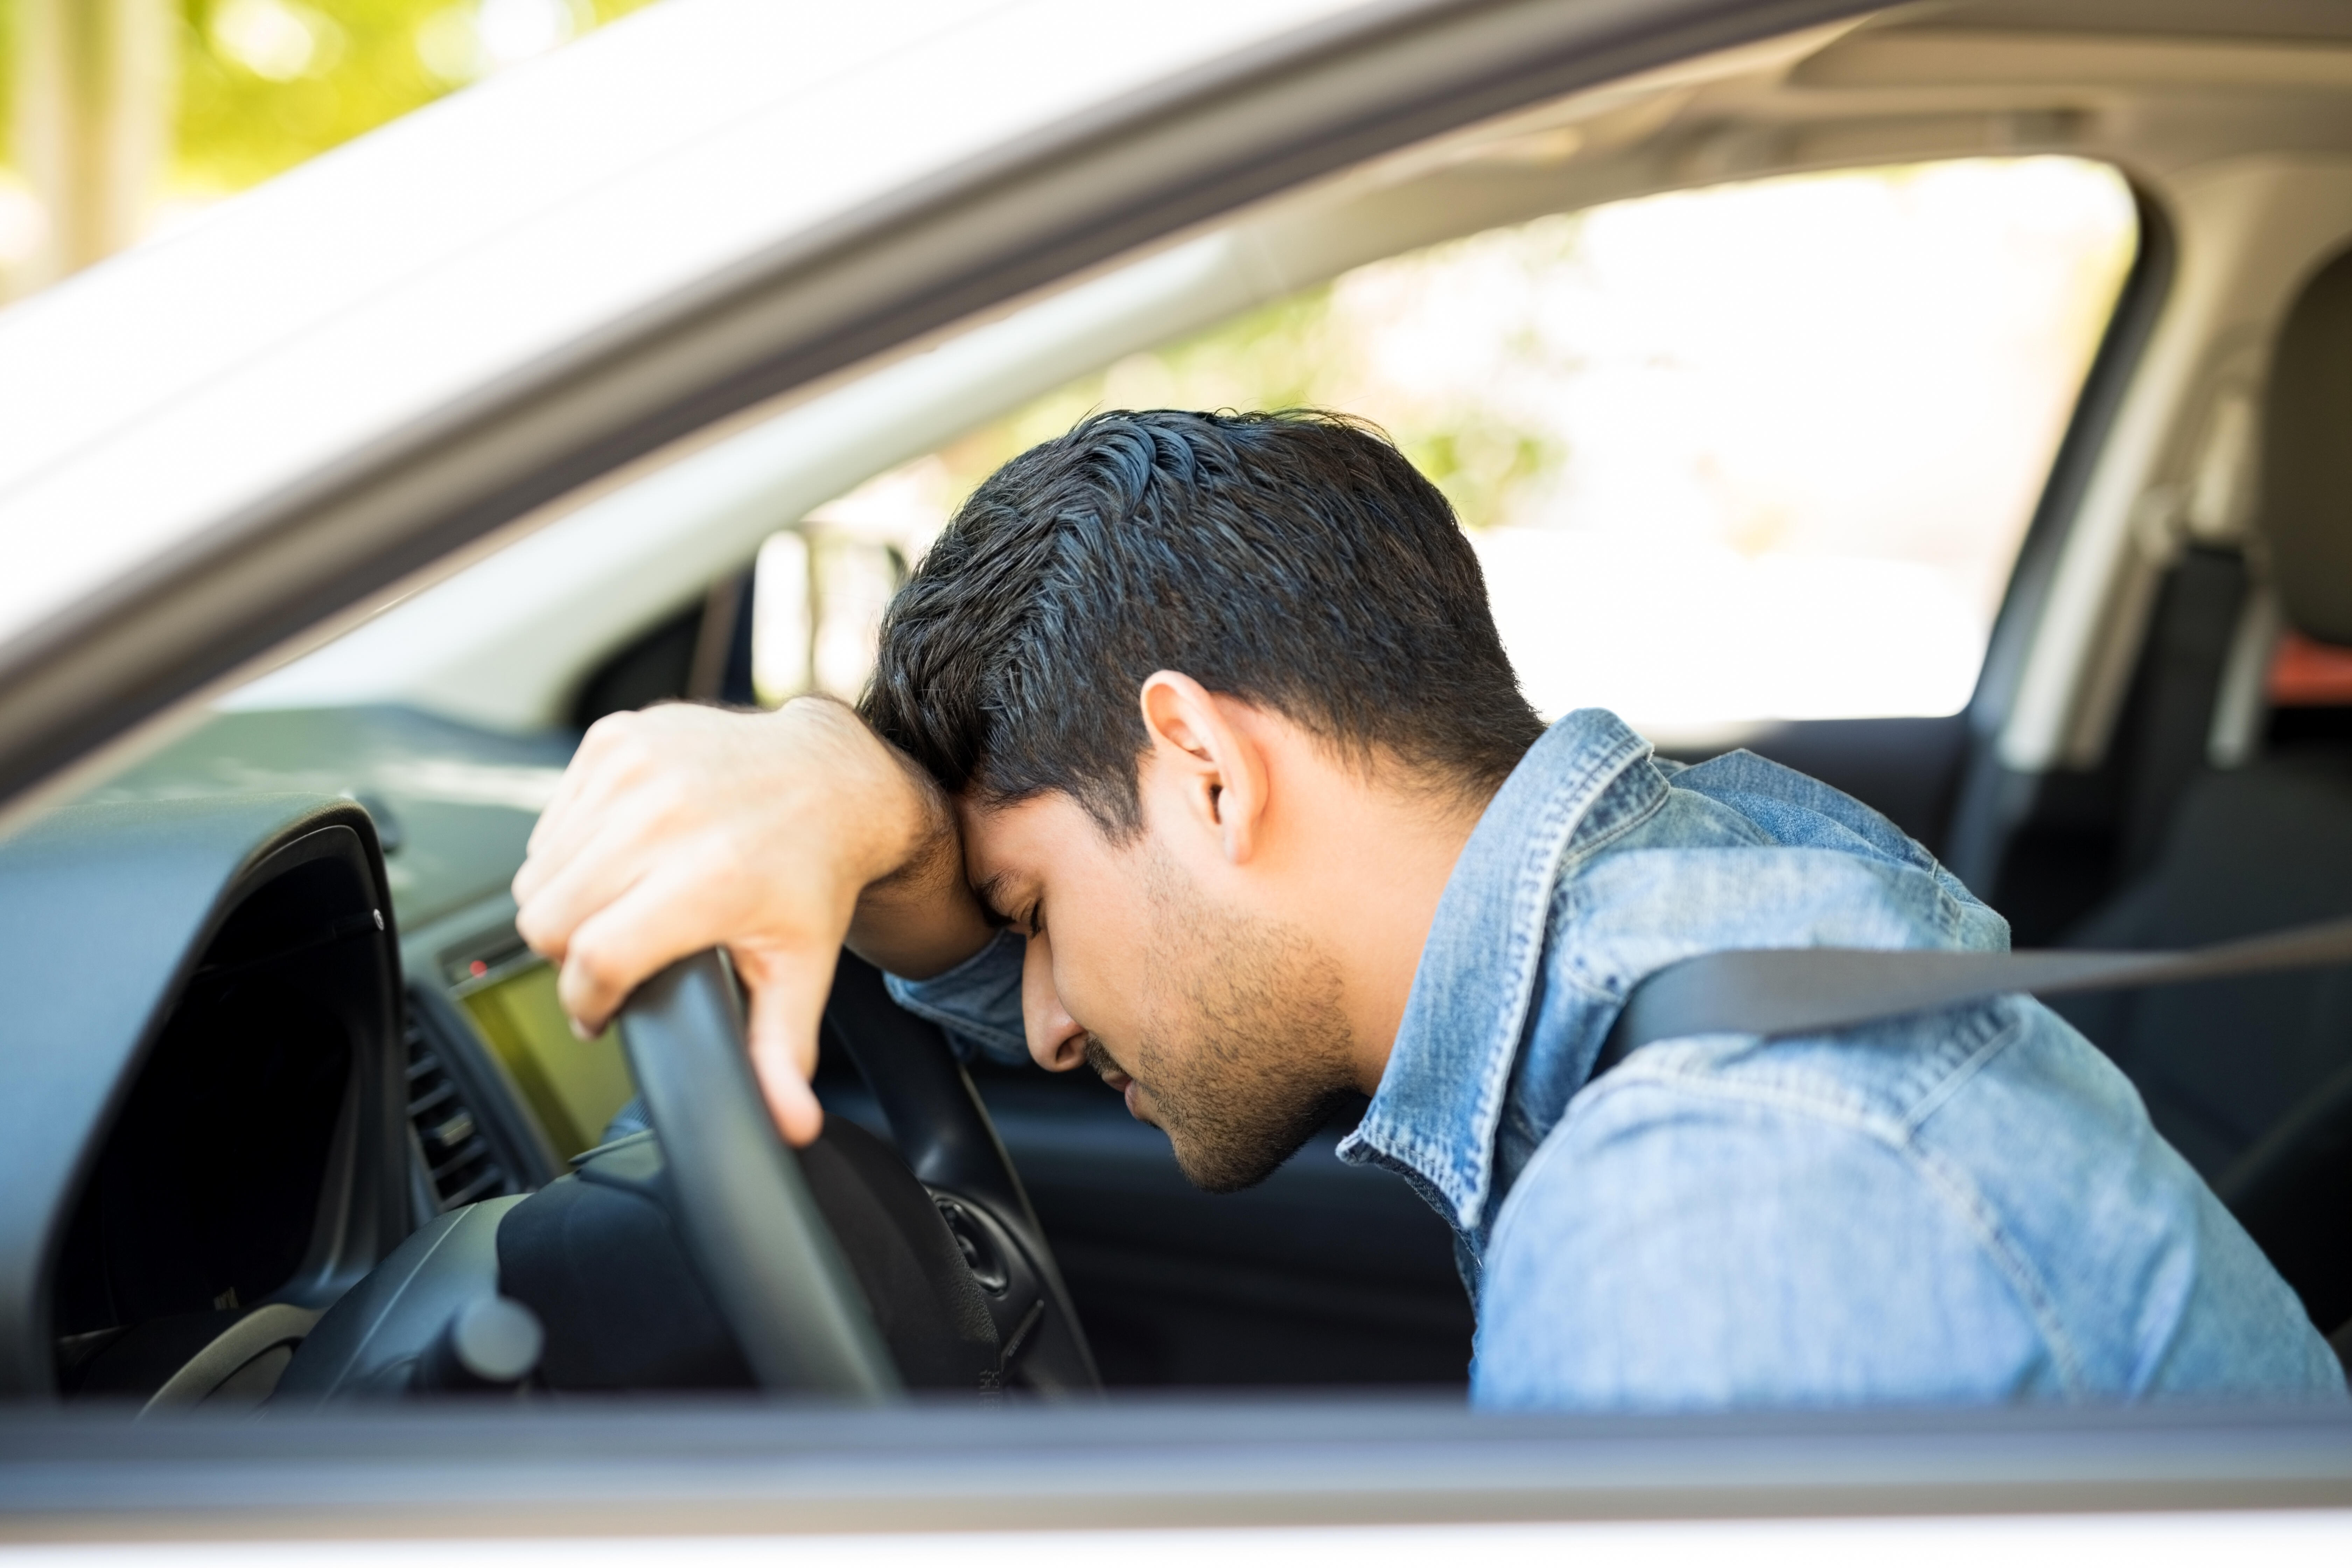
404, 1014, 514, 1211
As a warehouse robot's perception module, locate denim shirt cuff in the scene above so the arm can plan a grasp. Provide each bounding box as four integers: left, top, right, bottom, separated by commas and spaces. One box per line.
882, 930, 1030, 1065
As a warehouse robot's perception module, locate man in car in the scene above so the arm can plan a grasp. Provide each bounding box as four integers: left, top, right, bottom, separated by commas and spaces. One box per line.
513, 408, 2344, 1407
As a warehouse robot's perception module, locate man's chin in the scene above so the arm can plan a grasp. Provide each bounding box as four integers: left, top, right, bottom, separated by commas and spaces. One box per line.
1164, 1116, 1325, 1196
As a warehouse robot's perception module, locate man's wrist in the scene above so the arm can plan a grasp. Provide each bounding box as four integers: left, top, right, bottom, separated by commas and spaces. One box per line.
775, 694, 940, 889
788, 696, 989, 977
847, 772, 990, 977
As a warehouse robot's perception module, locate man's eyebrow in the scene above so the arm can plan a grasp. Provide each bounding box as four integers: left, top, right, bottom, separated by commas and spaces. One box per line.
972, 873, 1017, 929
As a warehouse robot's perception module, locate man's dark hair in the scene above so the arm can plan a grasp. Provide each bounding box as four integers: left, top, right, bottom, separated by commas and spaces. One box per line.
861, 409, 1544, 834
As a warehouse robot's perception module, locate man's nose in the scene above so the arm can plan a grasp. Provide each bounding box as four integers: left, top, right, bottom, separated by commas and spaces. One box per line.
1029, 1009, 1088, 1073
1021, 934, 1088, 1072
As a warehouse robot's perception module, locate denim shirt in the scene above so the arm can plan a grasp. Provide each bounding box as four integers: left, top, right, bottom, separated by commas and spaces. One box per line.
889, 710, 2345, 1408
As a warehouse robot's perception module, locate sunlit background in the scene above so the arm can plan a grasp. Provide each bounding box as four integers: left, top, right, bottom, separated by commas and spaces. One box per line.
0, 0, 652, 297
1, 3, 2139, 746
790, 158, 2138, 741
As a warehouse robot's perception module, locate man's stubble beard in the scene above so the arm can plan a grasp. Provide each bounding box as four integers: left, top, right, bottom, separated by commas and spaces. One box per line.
1093, 846, 1357, 1195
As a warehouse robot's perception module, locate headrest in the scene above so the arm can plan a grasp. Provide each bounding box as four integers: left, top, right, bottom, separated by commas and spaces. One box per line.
2261, 245, 2352, 644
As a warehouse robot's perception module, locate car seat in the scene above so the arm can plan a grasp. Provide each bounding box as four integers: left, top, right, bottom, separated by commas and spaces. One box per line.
2054, 243, 2352, 1336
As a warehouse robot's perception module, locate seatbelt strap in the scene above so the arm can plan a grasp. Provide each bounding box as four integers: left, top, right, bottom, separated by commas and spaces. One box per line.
1593, 914, 2352, 1078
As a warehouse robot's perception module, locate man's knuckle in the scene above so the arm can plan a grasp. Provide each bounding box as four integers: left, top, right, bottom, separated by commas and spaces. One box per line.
570, 937, 628, 989
513, 905, 555, 951
614, 734, 658, 775
582, 711, 636, 751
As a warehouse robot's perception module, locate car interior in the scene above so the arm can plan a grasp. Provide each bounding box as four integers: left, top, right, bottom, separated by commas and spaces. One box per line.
24, 0, 2352, 1410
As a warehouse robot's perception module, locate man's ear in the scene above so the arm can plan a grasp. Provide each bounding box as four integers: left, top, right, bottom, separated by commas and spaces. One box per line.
1138, 671, 1266, 864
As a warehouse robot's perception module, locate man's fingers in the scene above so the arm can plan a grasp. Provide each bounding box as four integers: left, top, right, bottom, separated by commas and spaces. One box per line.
552, 859, 732, 1036
518, 708, 697, 905
522, 712, 642, 863
516, 749, 674, 910
740, 945, 837, 1148
521, 749, 594, 867
513, 794, 685, 963
751, 1038, 826, 1149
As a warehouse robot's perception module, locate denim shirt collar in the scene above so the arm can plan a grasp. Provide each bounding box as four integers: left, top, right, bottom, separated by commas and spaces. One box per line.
1337, 709, 1662, 1230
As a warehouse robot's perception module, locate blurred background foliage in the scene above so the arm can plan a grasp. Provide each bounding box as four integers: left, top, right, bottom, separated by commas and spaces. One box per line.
172, 0, 657, 193
0, 0, 658, 291
932, 271, 1572, 537
821, 158, 2136, 731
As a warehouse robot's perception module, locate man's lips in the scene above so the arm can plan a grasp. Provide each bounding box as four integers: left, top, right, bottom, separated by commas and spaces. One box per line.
1094, 1063, 1141, 1118
1083, 1037, 1143, 1119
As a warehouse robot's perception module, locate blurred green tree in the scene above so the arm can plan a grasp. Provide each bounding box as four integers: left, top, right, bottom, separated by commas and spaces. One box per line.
176, 0, 659, 194
1, 0, 659, 275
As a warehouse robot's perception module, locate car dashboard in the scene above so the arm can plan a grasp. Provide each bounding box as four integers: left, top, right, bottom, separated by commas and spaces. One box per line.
10, 702, 1472, 1408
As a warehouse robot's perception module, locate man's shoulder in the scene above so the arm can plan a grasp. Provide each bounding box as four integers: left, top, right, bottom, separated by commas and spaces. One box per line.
1531, 727, 2008, 971
1628, 744, 1991, 922
1475, 997, 2346, 1408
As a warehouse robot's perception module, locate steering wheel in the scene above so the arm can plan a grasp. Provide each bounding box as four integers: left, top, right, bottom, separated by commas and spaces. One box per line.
616, 951, 901, 1398
616, 949, 1098, 1398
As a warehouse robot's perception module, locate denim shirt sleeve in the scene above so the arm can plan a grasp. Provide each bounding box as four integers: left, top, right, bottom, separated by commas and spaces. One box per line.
882, 930, 1030, 1065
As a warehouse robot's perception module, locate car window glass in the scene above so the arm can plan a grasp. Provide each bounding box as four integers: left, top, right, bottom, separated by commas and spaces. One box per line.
755, 157, 2137, 744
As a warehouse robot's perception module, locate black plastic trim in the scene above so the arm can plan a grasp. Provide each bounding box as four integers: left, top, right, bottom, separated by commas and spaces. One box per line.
822, 954, 1100, 1393
0, 797, 406, 1396
1945, 176, 2181, 891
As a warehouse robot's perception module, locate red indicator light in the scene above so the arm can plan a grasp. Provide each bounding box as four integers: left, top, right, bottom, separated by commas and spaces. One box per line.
469, 959, 488, 977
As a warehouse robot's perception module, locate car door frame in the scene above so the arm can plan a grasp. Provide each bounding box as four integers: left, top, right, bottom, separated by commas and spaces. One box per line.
0, 0, 1882, 822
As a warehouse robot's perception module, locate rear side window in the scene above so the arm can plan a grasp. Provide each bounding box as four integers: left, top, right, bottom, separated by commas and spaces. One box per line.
781, 158, 2138, 744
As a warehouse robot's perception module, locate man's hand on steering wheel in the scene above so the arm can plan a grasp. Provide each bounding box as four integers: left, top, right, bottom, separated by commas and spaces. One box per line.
511, 696, 992, 1146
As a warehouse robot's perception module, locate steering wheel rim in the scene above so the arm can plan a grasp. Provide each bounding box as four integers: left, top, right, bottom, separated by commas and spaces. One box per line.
616, 949, 901, 1399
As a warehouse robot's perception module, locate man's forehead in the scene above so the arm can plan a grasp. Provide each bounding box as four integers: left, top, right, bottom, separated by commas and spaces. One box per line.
954, 789, 1091, 882
955, 790, 1082, 879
